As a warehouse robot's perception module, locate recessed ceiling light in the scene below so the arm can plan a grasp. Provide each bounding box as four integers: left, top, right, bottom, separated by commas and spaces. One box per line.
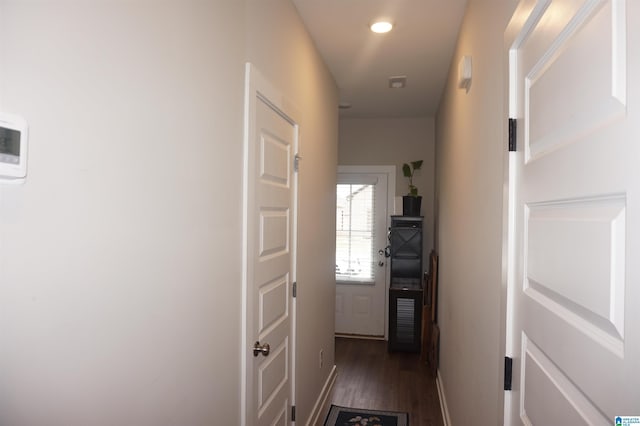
370, 20, 393, 34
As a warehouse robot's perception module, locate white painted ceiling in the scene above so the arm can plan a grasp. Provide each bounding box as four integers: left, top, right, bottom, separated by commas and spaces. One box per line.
292, 0, 468, 118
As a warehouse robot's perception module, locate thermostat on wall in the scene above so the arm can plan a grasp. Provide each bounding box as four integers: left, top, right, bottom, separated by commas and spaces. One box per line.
0, 112, 28, 183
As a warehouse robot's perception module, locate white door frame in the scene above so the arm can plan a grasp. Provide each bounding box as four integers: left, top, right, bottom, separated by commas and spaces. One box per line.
337, 165, 396, 340
241, 62, 299, 426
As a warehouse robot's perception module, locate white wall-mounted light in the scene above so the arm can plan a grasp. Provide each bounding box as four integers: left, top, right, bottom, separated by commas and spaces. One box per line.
458, 55, 472, 91
370, 20, 393, 33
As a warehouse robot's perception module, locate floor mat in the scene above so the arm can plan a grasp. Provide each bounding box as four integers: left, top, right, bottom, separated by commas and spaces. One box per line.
324, 404, 409, 426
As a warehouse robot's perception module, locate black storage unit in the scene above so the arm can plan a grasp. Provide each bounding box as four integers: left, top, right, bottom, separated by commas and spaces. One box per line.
388, 216, 423, 352
389, 216, 423, 288
389, 287, 423, 352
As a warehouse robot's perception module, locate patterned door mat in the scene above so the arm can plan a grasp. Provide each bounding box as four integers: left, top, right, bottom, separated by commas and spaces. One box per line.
324, 405, 409, 426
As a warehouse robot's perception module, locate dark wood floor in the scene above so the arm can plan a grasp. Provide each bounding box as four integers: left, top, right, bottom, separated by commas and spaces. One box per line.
330, 337, 444, 426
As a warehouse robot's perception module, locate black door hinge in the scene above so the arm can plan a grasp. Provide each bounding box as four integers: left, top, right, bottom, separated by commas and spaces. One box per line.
291, 405, 296, 421
292, 282, 297, 298
504, 356, 513, 391
508, 118, 517, 152
294, 154, 301, 172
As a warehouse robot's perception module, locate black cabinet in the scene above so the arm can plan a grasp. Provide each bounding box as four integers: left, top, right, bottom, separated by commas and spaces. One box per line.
389, 216, 423, 288
389, 287, 423, 352
388, 216, 423, 352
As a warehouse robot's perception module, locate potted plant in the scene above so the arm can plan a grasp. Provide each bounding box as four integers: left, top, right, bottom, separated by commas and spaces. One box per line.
402, 160, 423, 216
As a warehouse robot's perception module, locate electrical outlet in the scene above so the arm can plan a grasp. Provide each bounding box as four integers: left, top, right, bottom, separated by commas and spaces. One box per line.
319, 349, 324, 368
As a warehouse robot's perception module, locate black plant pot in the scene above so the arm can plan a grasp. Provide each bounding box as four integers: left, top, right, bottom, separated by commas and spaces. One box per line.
402, 195, 422, 216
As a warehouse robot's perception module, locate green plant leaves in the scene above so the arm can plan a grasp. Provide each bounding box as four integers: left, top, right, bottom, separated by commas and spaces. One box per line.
402, 163, 412, 177
403, 160, 423, 195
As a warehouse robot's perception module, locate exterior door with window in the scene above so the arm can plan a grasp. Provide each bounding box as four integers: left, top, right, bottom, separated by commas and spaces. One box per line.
335, 170, 390, 337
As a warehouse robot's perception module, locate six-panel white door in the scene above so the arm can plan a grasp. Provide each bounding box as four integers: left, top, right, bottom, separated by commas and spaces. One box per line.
243, 64, 297, 426
505, 0, 640, 423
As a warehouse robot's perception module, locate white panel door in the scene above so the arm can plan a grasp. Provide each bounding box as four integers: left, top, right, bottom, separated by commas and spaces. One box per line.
505, 0, 640, 424
335, 169, 390, 337
243, 64, 297, 426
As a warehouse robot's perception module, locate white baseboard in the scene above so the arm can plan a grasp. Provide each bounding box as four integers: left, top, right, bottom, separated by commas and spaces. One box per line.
305, 365, 337, 426
436, 369, 452, 426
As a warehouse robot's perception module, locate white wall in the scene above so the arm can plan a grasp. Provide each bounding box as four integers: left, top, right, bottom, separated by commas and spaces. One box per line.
0, 1, 338, 425
434, 0, 518, 424
246, 0, 339, 423
0, 2, 246, 425
339, 117, 436, 254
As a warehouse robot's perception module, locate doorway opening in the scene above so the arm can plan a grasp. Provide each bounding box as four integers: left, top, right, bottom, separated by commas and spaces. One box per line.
335, 165, 395, 339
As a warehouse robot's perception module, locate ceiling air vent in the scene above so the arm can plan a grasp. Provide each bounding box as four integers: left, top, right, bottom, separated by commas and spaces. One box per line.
388, 75, 407, 89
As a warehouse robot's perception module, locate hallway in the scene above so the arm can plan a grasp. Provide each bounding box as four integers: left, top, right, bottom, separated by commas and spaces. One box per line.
330, 337, 444, 426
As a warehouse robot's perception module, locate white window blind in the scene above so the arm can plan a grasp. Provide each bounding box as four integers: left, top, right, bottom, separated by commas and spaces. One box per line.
336, 183, 376, 284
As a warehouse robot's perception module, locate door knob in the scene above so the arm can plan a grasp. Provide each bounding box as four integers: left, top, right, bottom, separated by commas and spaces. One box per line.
253, 341, 270, 357
378, 260, 384, 267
